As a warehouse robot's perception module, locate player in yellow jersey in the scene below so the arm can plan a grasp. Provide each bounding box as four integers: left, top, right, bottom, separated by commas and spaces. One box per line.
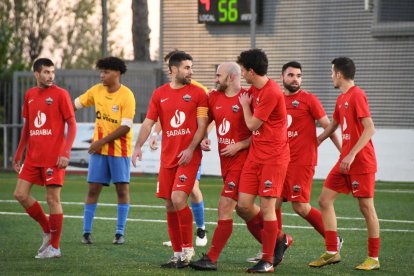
73, 57, 136, 245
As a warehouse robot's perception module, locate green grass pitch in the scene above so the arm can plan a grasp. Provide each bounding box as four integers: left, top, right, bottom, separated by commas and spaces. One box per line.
1, 171, 413, 275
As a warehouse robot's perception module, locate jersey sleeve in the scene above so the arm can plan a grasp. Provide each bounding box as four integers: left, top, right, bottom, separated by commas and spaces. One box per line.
121, 90, 136, 120
146, 89, 160, 121
253, 90, 278, 122
60, 89, 76, 120
333, 97, 341, 123
309, 94, 326, 120
353, 91, 371, 119
22, 92, 29, 119
78, 85, 98, 108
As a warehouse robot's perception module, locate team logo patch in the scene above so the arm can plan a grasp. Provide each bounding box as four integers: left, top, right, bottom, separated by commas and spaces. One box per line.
179, 174, 188, 182
112, 105, 119, 112
46, 168, 54, 176
45, 97, 53, 105
344, 101, 349, 108
264, 180, 272, 188
256, 97, 260, 104
293, 184, 301, 192
292, 100, 299, 108
232, 105, 240, 112
183, 94, 191, 102
227, 181, 236, 190
352, 180, 359, 190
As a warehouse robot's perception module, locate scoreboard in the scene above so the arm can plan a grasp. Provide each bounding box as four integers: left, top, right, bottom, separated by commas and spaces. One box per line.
198, 0, 263, 24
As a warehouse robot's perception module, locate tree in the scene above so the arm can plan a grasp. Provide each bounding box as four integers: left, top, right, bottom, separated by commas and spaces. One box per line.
132, 0, 151, 61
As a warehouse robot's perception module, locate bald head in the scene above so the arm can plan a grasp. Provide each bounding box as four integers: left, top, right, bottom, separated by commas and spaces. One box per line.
215, 62, 241, 93
218, 62, 241, 78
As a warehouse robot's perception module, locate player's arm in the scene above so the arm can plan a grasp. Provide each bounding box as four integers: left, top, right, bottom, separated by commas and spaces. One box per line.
178, 115, 208, 166
148, 120, 161, 150
317, 118, 339, 146
220, 136, 251, 157
200, 121, 215, 151
132, 118, 156, 167
318, 115, 341, 152
340, 117, 375, 172
56, 117, 77, 169
239, 92, 263, 131
13, 120, 29, 173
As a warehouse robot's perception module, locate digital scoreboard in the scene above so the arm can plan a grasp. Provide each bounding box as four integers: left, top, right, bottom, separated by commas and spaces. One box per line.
198, 0, 263, 24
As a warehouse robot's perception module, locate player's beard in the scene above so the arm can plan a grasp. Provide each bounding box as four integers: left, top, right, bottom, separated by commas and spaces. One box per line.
216, 82, 228, 92
176, 72, 191, 85
283, 81, 300, 93
39, 79, 53, 88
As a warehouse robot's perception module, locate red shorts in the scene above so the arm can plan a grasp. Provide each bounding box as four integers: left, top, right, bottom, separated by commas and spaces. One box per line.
156, 163, 199, 199
282, 164, 315, 203
325, 167, 376, 198
239, 161, 288, 197
19, 163, 65, 186
220, 169, 242, 201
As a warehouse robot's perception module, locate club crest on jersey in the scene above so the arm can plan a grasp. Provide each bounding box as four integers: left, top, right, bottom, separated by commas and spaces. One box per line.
179, 174, 188, 182
112, 105, 119, 112
46, 168, 54, 176
352, 180, 359, 190
293, 184, 301, 192
227, 181, 236, 190
264, 180, 272, 188
45, 97, 53, 105
344, 101, 349, 108
232, 105, 240, 112
256, 97, 260, 105
292, 100, 300, 108
183, 94, 191, 102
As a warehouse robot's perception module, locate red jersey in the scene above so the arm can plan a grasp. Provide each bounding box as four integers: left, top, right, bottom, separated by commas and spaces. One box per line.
208, 88, 251, 173
333, 85, 377, 174
22, 85, 75, 166
285, 90, 326, 165
147, 83, 208, 168
249, 78, 290, 165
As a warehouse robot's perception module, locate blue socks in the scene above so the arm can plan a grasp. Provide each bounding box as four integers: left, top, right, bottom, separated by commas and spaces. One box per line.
83, 203, 97, 233
116, 204, 130, 235
191, 201, 205, 229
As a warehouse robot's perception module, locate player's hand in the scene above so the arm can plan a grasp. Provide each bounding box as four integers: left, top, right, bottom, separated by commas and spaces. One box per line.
132, 147, 143, 168
200, 138, 211, 151
239, 92, 252, 107
149, 135, 158, 150
220, 143, 240, 157
56, 156, 69, 169
88, 140, 104, 154
13, 159, 21, 173
177, 148, 193, 166
340, 154, 355, 172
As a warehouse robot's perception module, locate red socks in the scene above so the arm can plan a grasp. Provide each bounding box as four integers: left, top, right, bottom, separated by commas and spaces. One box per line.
368, 237, 380, 258
261, 220, 278, 263
276, 208, 284, 240
167, 211, 182, 252
177, 206, 193, 248
49, 214, 63, 249
26, 201, 50, 233
325, 230, 338, 252
207, 219, 233, 263
304, 207, 325, 237
246, 210, 263, 243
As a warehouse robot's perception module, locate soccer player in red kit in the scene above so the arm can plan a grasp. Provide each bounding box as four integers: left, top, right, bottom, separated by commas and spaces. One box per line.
13, 58, 77, 258
237, 49, 290, 273
309, 57, 380, 270
132, 51, 208, 268
189, 62, 252, 271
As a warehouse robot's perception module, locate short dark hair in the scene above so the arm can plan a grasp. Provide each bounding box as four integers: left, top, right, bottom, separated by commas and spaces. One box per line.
164, 49, 186, 62
282, 61, 302, 74
331, 57, 355, 80
33, 58, 54, 72
237, 49, 268, 76
168, 51, 193, 71
96, 56, 127, 74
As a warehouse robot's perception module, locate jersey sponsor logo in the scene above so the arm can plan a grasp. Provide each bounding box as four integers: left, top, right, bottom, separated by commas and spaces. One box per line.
218, 137, 235, 145
292, 100, 299, 108
45, 97, 53, 105
96, 111, 118, 124
170, 110, 186, 128
342, 117, 348, 131
218, 118, 230, 136
232, 104, 240, 112
166, 128, 191, 137
30, 129, 52, 136
161, 98, 169, 103
264, 180, 272, 188
183, 94, 191, 102
252, 130, 260, 136
112, 105, 119, 112
287, 114, 293, 128
34, 111, 47, 128
179, 174, 188, 182
288, 131, 298, 138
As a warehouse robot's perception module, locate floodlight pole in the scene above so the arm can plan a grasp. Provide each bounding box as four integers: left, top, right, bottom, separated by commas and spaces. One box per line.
250, 0, 256, 48
102, 0, 108, 57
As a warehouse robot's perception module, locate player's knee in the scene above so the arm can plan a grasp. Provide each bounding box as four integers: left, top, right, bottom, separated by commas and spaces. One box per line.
14, 190, 28, 203
292, 203, 308, 217
46, 194, 60, 206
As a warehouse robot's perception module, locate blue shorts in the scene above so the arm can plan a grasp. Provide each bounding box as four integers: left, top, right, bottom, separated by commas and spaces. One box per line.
196, 163, 203, 181
87, 154, 131, 186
